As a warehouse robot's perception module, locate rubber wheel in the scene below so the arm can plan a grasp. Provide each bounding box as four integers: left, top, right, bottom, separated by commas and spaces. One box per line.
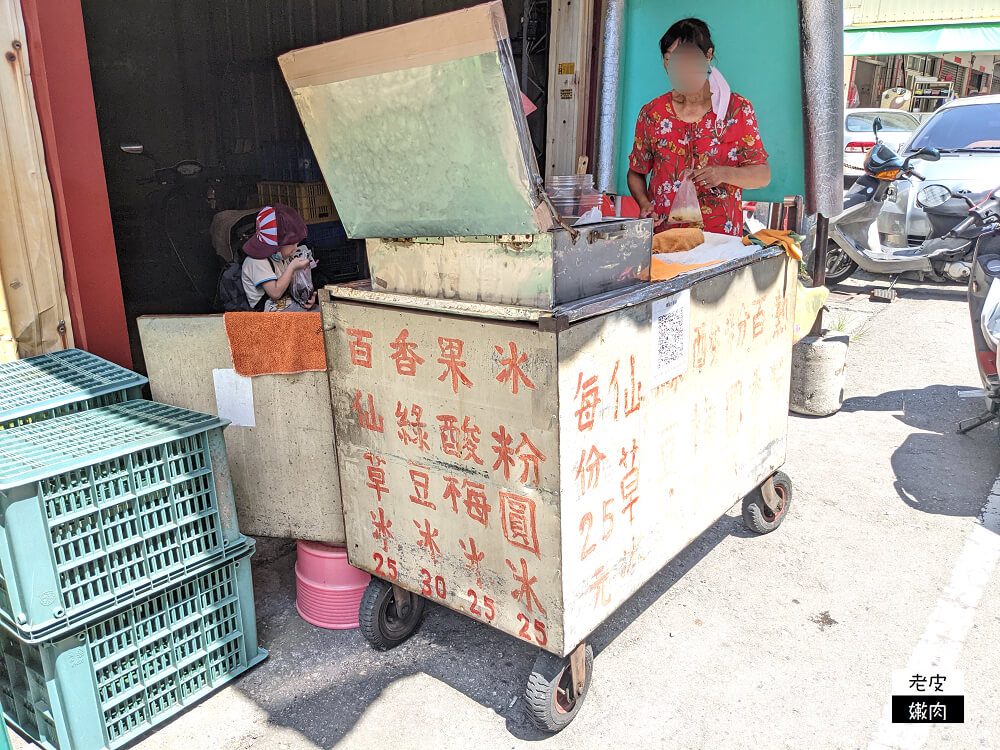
358, 578, 425, 650
824, 242, 858, 285
742, 470, 792, 534
525, 645, 594, 733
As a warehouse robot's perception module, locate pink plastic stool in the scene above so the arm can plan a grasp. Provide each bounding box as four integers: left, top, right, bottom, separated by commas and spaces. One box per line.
295, 541, 371, 629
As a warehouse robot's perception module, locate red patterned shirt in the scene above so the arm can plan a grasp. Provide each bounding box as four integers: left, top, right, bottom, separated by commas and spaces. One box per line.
628, 91, 768, 236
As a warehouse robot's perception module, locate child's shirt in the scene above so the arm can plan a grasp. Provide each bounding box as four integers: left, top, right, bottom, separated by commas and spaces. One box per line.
242, 255, 289, 308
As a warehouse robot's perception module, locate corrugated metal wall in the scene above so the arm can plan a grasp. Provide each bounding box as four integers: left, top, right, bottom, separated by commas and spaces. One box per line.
846, 0, 1000, 26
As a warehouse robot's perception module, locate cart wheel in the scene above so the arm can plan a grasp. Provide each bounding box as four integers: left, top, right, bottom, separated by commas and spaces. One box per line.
525, 645, 593, 733
742, 470, 792, 534
358, 578, 425, 650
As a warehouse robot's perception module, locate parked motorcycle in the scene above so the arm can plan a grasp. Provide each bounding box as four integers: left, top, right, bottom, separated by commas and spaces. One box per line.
814, 117, 961, 285
922, 183, 1000, 433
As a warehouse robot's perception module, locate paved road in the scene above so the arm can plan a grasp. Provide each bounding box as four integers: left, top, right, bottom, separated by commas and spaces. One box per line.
14, 272, 1000, 750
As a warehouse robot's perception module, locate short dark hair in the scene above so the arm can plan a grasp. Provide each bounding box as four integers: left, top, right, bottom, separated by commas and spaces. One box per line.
659, 18, 714, 58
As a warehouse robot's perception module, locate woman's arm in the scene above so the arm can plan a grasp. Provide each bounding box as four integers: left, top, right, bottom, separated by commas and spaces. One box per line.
627, 169, 665, 224
690, 162, 770, 190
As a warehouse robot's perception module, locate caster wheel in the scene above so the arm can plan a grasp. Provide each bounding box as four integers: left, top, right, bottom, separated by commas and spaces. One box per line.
742, 470, 792, 534
358, 578, 425, 650
525, 645, 593, 733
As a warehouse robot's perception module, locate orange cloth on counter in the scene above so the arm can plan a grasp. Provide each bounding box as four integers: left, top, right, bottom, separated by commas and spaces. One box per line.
650, 256, 722, 282
652, 227, 705, 254
742, 229, 803, 261
223, 311, 327, 377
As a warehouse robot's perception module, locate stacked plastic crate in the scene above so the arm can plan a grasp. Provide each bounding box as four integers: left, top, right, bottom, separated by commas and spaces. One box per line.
0, 350, 266, 750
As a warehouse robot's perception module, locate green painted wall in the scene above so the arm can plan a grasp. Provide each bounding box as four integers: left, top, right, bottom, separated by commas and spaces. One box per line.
614, 0, 806, 203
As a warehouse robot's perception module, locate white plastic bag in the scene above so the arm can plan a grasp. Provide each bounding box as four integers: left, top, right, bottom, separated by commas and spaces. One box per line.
290, 245, 317, 308
667, 171, 703, 225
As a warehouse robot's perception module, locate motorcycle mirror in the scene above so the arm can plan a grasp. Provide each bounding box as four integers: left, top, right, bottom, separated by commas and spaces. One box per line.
914, 147, 941, 162
915, 184, 953, 209
872, 116, 884, 139
119, 142, 144, 155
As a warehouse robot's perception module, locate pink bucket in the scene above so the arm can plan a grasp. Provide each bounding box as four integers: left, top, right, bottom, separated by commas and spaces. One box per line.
295, 541, 370, 629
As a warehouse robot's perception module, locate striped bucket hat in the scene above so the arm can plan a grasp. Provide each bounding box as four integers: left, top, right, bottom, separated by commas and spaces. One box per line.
242, 203, 307, 259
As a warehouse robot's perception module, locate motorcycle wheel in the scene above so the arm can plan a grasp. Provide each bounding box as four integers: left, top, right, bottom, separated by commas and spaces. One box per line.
824, 242, 858, 285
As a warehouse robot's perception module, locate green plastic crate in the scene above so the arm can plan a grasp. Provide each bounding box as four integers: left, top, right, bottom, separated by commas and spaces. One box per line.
0, 546, 265, 750
0, 401, 243, 641
0, 349, 147, 431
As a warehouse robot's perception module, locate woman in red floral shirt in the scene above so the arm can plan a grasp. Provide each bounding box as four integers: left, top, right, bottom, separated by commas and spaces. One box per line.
627, 18, 771, 236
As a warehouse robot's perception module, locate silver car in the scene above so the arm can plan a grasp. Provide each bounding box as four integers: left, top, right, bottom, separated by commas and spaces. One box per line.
880, 96, 1000, 250
843, 108, 920, 188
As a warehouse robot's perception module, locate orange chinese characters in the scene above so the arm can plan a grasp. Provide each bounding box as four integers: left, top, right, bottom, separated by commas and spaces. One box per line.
437, 415, 484, 465
408, 465, 434, 509
752, 296, 767, 338
588, 565, 611, 609
500, 491, 539, 557
575, 445, 606, 495
459, 537, 486, 588
414, 518, 441, 565
395, 402, 429, 451
574, 372, 601, 431
363, 451, 389, 503
389, 328, 424, 376
351, 391, 384, 433
443, 476, 492, 528
507, 557, 546, 615
370, 507, 393, 553
516, 433, 546, 486
437, 337, 473, 393
495, 342, 536, 395
347, 328, 373, 368
609, 355, 642, 419
620, 439, 639, 523
491, 426, 516, 479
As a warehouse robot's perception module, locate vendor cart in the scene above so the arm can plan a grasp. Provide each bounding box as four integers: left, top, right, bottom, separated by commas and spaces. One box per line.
281, 2, 796, 732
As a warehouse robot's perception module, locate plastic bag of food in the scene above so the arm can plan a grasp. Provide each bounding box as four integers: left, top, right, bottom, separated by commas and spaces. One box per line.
290, 246, 318, 308
667, 172, 703, 225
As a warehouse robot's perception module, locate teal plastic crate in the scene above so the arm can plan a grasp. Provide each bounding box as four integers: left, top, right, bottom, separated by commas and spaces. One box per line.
0, 546, 265, 750
0, 349, 147, 430
0, 400, 243, 641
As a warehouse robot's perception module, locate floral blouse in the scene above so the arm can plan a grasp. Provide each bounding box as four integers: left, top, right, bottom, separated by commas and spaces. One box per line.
628, 91, 768, 235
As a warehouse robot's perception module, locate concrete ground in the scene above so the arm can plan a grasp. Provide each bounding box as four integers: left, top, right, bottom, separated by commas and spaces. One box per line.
13, 271, 1000, 750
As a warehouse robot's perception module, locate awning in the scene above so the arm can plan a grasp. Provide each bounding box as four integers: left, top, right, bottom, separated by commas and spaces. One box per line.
845, 22, 1000, 56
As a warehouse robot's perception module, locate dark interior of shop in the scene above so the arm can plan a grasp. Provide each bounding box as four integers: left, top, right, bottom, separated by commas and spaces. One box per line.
80, 0, 551, 371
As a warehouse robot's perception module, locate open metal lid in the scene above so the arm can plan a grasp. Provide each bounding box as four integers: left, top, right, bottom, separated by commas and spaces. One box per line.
279, 2, 553, 239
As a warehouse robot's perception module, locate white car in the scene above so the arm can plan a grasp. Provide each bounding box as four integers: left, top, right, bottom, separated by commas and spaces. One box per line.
843, 108, 921, 187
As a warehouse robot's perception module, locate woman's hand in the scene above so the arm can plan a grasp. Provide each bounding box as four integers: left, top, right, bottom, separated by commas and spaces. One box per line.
639, 202, 666, 227
690, 165, 731, 189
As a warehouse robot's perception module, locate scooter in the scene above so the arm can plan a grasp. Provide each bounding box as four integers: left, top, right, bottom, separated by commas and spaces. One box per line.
922, 183, 1000, 433
816, 118, 960, 285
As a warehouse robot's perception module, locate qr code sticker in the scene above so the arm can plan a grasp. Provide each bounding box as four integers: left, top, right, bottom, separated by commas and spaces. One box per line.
651, 290, 689, 386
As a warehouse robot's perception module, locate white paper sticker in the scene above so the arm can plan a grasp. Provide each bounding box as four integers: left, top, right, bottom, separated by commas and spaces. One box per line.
651, 289, 690, 387
212, 368, 255, 427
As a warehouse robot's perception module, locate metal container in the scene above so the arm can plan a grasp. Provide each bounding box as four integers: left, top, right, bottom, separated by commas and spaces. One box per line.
277, 1, 650, 308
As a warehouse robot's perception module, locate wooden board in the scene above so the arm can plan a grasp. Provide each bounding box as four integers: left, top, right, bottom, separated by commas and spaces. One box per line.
137, 315, 345, 545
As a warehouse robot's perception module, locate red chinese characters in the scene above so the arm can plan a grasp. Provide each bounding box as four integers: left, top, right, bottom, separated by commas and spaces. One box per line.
437, 337, 473, 393
620, 439, 640, 523
459, 537, 485, 587
408, 465, 434, 509
491, 427, 546, 485
507, 557, 546, 615
363, 451, 389, 503
575, 445, 606, 495
443, 476, 492, 527
495, 342, 536, 395
574, 372, 601, 431
491, 426, 516, 479
396, 402, 430, 451
351, 391, 384, 433
414, 518, 441, 564
389, 328, 424, 376
500, 491, 539, 557
437, 415, 484, 465
609, 355, 642, 418
370, 507, 394, 553
774, 291, 790, 338
516, 433, 546, 486
347, 328, 373, 368
588, 565, 611, 609
752, 296, 767, 338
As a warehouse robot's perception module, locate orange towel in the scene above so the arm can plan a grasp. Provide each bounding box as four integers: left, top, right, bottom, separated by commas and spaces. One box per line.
742, 229, 803, 261
223, 311, 327, 377
652, 227, 705, 254
650, 256, 722, 282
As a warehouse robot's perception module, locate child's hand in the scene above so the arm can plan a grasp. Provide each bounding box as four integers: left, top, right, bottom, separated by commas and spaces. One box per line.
289, 256, 312, 272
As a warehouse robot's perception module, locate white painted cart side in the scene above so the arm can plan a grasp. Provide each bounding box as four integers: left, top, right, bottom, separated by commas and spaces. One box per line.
321, 249, 796, 659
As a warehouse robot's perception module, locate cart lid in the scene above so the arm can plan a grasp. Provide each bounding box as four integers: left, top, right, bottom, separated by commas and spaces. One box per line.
278, 2, 553, 239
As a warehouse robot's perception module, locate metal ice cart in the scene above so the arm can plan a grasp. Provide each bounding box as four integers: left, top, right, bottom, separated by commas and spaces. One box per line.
281, 2, 796, 732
